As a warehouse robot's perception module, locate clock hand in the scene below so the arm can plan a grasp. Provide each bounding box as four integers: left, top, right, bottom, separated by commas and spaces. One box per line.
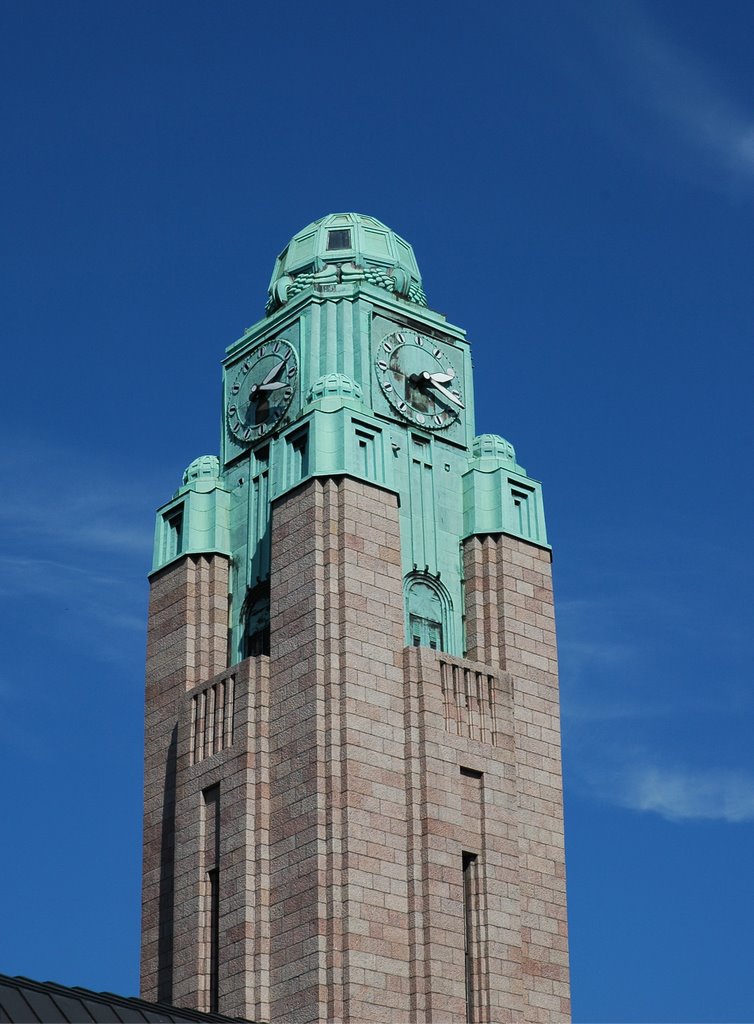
423, 375, 464, 409
261, 361, 286, 386
249, 361, 287, 400
428, 371, 454, 385
258, 380, 288, 391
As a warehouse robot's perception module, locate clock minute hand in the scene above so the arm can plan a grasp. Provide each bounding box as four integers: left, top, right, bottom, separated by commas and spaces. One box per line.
262, 360, 286, 386
249, 360, 287, 398
425, 376, 464, 409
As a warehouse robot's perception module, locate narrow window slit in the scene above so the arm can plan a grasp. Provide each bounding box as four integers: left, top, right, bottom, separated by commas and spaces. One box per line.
462, 851, 479, 1023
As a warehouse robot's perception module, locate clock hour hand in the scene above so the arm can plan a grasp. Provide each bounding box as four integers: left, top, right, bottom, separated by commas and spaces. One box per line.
428, 371, 454, 385
250, 361, 287, 399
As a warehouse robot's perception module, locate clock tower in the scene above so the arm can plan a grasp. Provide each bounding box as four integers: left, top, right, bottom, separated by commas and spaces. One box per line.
141, 214, 570, 1023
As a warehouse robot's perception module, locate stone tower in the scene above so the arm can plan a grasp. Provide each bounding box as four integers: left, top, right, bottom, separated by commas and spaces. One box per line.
141, 214, 570, 1023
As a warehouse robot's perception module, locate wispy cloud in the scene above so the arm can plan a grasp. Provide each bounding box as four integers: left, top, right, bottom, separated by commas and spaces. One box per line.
588, 763, 754, 824
0, 555, 126, 592
0, 439, 153, 670
558, 573, 754, 825
0, 486, 154, 558
558, 631, 655, 723
588, 1, 754, 184
0, 439, 159, 561
630, 23, 754, 177
0, 550, 144, 616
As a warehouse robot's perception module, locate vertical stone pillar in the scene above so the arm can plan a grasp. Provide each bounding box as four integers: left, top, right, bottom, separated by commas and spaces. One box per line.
463, 534, 570, 1022
402, 644, 524, 1024
141, 554, 229, 1004
267, 476, 410, 1024
170, 656, 270, 1021
463, 536, 503, 667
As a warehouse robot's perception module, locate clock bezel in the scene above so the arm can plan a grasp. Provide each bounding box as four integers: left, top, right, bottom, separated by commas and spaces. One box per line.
226, 337, 298, 445
374, 330, 463, 431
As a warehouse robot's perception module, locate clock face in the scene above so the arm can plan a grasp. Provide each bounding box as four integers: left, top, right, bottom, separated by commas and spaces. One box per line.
375, 330, 464, 430
227, 338, 298, 444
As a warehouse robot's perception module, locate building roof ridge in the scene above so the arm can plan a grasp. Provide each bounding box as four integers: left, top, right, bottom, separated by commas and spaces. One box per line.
0, 973, 251, 1023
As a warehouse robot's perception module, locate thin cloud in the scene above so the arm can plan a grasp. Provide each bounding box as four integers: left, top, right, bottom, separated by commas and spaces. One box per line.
558, 633, 654, 723
0, 555, 129, 598
582, 761, 754, 824
562, 697, 666, 724
622, 766, 754, 823
0, 439, 158, 559
629, 18, 754, 176
0, 491, 154, 557
588, 1, 754, 183
1, 546, 148, 667
0, 440, 160, 671
0, 555, 146, 652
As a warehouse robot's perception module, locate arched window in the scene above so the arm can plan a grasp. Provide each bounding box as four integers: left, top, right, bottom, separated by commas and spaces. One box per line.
404, 574, 452, 653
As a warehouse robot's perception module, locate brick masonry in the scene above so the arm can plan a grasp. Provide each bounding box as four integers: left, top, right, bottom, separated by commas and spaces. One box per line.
141, 481, 570, 1022
141, 553, 230, 1005
464, 535, 570, 1022
267, 476, 410, 1024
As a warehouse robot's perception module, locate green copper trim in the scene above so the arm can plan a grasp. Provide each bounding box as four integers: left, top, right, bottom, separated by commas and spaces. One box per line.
462, 434, 548, 547
404, 571, 456, 654
267, 213, 426, 315
151, 216, 553, 662
269, 404, 397, 503
151, 458, 231, 574
229, 280, 463, 359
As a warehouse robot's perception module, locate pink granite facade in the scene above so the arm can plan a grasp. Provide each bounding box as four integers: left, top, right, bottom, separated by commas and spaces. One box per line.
141, 553, 230, 1005
141, 478, 570, 1022
463, 535, 570, 1021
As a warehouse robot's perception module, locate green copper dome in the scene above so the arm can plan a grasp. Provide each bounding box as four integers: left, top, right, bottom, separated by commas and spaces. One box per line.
472, 434, 516, 463
182, 454, 221, 484
306, 373, 364, 404
267, 213, 426, 313
470, 434, 520, 471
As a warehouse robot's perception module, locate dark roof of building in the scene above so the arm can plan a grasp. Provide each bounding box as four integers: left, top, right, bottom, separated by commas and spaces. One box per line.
0, 975, 250, 1024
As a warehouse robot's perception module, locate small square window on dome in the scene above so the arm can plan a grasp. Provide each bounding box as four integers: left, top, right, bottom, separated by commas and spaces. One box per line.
327, 229, 351, 250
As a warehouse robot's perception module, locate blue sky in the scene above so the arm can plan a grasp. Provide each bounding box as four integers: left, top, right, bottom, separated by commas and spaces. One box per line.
1, 1, 753, 1020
